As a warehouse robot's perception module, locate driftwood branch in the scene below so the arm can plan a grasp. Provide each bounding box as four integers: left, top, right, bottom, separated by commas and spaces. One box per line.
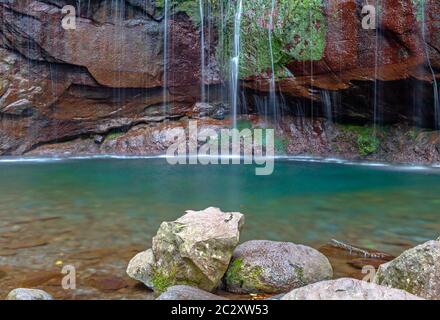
330, 239, 393, 260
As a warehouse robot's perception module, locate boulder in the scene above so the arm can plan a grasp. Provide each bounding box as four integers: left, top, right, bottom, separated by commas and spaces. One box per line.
156, 285, 227, 300
6, 288, 53, 300
127, 207, 244, 293
224, 240, 333, 294
282, 278, 423, 300
126, 249, 156, 289
374, 239, 440, 299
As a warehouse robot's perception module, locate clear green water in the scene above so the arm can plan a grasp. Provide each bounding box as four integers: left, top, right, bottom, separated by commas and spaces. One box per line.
1, 158, 440, 255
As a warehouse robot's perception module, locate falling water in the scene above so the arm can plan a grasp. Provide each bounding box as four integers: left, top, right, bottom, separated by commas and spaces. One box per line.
420, 3, 440, 129
268, 0, 277, 125
163, 0, 169, 111
373, 2, 381, 132
230, 0, 243, 129
321, 90, 332, 123
199, 0, 206, 102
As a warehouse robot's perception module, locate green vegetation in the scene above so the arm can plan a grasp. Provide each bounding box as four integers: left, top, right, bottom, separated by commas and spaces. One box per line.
274, 135, 289, 154
225, 258, 265, 290
292, 265, 305, 286
105, 131, 124, 141
151, 267, 200, 293
151, 269, 176, 293
225, 257, 245, 286
341, 125, 381, 157
357, 134, 380, 157
156, 0, 217, 25
233, 119, 289, 154
218, 0, 326, 78
235, 119, 253, 131
157, 1, 326, 78
412, 0, 426, 21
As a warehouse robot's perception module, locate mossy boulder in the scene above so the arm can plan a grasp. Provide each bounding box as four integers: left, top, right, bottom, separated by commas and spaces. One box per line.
127, 207, 244, 293
282, 278, 423, 300
374, 239, 440, 299
224, 240, 333, 294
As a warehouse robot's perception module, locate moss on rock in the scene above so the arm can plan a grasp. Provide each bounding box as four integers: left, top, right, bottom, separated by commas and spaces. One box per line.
225, 257, 272, 293
151, 269, 176, 293
340, 125, 381, 157
374, 240, 440, 299
218, 0, 326, 78
225, 241, 333, 294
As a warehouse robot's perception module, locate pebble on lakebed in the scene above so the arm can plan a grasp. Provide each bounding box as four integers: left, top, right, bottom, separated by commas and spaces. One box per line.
6, 288, 53, 300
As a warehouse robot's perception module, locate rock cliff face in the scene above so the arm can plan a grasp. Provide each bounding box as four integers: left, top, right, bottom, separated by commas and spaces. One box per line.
0, 0, 439, 158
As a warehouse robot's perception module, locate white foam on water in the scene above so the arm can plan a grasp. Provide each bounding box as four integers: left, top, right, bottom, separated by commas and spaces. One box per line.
0, 154, 439, 174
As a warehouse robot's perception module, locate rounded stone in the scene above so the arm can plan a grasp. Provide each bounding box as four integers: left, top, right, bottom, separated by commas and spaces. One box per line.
156, 285, 227, 300
6, 288, 53, 300
224, 240, 333, 294
374, 239, 440, 299
282, 278, 423, 300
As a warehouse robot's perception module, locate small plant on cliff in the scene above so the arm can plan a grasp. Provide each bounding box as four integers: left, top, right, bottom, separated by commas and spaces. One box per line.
341, 125, 381, 157
357, 133, 380, 157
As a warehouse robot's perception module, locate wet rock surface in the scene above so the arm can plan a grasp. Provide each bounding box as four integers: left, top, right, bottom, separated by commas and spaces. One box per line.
224, 240, 333, 294
0, 205, 436, 300
0, 0, 439, 156
6, 288, 54, 300
127, 207, 244, 293
374, 239, 440, 299
156, 285, 227, 301
21, 115, 440, 165
281, 278, 423, 300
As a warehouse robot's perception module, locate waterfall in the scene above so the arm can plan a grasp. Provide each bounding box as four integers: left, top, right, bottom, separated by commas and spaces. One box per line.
420, 2, 440, 129
321, 90, 332, 123
230, 0, 243, 129
373, 1, 381, 132
163, 0, 169, 112
268, 0, 277, 125
199, 0, 206, 102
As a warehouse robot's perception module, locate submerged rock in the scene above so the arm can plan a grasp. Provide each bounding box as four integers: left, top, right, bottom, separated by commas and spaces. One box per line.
6, 288, 53, 300
281, 278, 422, 300
224, 240, 333, 294
156, 285, 227, 300
374, 239, 440, 299
127, 207, 244, 293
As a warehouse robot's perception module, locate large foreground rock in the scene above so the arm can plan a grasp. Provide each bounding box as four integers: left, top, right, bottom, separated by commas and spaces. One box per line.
6, 288, 53, 300
127, 207, 244, 293
282, 278, 422, 300
374, 239, 440, 299
224, 240, 333, 294
156, 285, 227, 300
